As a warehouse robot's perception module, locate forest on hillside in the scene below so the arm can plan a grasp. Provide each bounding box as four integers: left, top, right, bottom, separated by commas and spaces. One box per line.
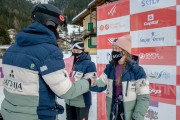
0, 0, 92, 31
0, 0, 92, 44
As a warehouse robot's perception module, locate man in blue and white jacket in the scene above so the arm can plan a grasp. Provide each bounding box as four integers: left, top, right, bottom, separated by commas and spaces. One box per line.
1, 4, 92, 120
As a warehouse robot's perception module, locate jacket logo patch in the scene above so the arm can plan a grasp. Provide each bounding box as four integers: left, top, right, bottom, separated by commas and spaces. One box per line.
40, 65, 48, 72
3, 79, 22, 92
9, 70, 15, 78
74, 72, 83, 78
30, 63, 35, 69
140, 80, 147, 87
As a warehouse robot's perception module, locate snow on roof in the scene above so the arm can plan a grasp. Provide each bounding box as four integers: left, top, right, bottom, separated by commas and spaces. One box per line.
0, 45, 11, 49
72, 9, 87, 22
88, 0, 97, 7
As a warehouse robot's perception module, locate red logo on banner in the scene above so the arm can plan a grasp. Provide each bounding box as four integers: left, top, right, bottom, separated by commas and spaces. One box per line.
131, 47, 176, 65
177, 67, 180, 85
105, 24, 109, 30
97, 32, 129, 49
100, 25, 104, 31
97, 0, 129, 21
177, 26, 180, 45
130, 6, 176, 31
150, 83, 176, 105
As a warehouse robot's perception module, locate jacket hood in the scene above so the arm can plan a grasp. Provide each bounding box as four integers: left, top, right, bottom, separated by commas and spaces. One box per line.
16, 22, 57, 46
79, 52, 91, 61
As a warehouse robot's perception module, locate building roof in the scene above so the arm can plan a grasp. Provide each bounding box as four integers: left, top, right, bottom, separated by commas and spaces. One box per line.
72, 0, 107, 26
0, 45, 11, 49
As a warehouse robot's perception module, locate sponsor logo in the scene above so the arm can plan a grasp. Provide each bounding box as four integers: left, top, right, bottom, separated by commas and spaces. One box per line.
30, 63, 35, 69
108, 37, 116, 44
99, 23, 125, 31
105, 24, 109, 30
144, 14, 159, 26
149, 71, 170, 79
3, 70, 22, 92
141, 0, 160, 7
100, 25, 104, 31
9, 70, 15, 78
139, 52, 164, 60
40, 65, 48, 72
3, 79, 22, 92
145, 108, 158, 120
150, 89, 161, 95
140, 32, 164, 43
108, 4, 116, 16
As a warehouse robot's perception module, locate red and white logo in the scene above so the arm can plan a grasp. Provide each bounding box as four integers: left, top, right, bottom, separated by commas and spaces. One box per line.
139, 52, 164, 60
108, 4, 116, 16
97, 32, 129, 49
105, 24, 109, 30
100, 25, 104, 31
150, 83, 176, 105
150, 89, 162, 96
97, 0, 129, 21
97, 16, 130, 36
144, 14, 158, 26
130, 6, 176, 31
148, 14, 154, 21
132, 47, 176, 65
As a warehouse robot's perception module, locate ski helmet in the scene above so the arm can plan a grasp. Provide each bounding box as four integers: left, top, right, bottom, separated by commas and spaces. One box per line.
31, 4, 67, 28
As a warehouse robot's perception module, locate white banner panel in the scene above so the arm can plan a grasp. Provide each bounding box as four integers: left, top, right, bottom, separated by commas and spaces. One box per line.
145, 102, 176, 120
177, 5, 180, 26
97, 15, 130, 36
177, 86, 180, 105
130, 0, 176, 14
177, 46, 180, 66
97, 49, 112, 64
131, 26, 176, 48
142, 65, 176, 85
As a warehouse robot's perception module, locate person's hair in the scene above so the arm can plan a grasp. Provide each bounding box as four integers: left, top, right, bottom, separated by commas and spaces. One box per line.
115, 49, 132, 86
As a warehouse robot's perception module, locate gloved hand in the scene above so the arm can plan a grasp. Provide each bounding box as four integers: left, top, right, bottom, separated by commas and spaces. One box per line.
87, 78, 95, 87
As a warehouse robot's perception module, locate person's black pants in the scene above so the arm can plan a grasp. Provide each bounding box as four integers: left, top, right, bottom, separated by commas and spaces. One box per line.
0, 113, 3, 120
66, 104, 90, 120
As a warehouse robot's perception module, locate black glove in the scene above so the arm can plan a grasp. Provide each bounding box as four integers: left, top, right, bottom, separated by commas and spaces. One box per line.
87, 78, 91, 87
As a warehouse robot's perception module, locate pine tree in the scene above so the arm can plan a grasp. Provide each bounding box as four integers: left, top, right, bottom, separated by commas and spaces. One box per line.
0, 26, 11, 45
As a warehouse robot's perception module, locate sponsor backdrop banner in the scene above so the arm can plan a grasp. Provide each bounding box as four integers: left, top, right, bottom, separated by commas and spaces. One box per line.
97, 0, 179, 120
